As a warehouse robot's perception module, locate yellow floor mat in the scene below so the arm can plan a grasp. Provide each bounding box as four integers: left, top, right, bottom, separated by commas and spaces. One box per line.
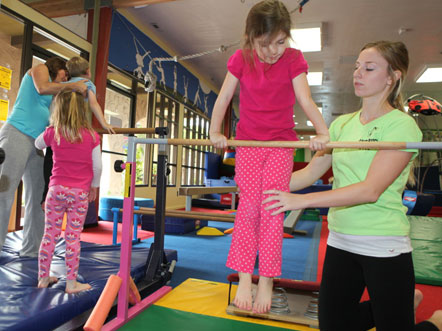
155, 278, 318, 330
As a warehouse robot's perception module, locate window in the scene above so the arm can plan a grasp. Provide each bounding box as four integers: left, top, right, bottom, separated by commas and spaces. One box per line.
181, 107, 212, 186
100, 85, 133, 196
134, 84, 151, 186
151, 91, 179, 186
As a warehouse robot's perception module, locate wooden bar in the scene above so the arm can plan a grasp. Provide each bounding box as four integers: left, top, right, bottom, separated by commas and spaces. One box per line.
178, 186, 238, 196
125, 207, 236, 223
95, 128, 156, 135
167, 139, 409, 150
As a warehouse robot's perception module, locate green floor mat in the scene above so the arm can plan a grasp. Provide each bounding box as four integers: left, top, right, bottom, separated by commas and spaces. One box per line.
119, 305, 298, 331
409, 216, 442, 286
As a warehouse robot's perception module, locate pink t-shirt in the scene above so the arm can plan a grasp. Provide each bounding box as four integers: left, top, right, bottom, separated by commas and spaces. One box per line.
228, 48, 308, 141
43, 127, 101, 190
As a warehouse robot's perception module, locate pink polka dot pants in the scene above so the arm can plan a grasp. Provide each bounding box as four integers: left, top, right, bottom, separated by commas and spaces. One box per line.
38, 185, 89, 280
226, 147, 294, 277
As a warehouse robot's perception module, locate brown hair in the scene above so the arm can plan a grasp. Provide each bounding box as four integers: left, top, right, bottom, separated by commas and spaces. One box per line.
50, 87, 95, 144
66, 56, 89, 77
243, 0, 292, 66
45, 57, 67, 81
360, 41, 409, 111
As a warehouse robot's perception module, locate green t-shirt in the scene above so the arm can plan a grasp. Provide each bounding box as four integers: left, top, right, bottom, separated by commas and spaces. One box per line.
328, 109, 422, 236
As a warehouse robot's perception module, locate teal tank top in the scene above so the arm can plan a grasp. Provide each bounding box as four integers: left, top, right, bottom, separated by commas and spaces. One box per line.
7, 72, 53, 139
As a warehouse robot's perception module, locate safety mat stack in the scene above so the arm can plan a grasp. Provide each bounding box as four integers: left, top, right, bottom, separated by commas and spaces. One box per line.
409, 216, 442, 286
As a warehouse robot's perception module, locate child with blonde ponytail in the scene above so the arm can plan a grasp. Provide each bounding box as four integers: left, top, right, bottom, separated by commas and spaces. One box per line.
35, 88, 102, 293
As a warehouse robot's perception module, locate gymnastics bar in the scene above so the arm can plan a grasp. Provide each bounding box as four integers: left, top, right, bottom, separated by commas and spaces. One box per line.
95, 127, 156, 134
124, 137, 442, 150
123, 207, 236, 223
178, 186, 238, 211
167, 139, 442, 150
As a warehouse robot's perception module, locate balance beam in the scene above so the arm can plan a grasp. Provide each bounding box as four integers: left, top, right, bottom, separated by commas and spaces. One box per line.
178, 186, 238, 211
125, 207, 236, 223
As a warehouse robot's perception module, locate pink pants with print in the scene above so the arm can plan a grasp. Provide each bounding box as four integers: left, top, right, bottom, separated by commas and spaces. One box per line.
38, 185, 89, 280
226, 147, 294, 277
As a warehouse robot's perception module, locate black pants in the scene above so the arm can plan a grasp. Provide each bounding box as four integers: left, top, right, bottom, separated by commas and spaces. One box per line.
319, 245, 438, 331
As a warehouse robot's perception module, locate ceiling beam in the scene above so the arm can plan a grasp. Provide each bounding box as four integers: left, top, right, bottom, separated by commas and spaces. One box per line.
23, 0, 176, 18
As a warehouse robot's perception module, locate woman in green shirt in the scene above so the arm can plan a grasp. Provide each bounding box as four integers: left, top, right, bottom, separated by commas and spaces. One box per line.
264, 41, 442, 330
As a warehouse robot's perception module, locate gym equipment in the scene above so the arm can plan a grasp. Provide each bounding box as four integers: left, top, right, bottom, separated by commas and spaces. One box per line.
226, 273, 320, 328
407, 94, 442, 116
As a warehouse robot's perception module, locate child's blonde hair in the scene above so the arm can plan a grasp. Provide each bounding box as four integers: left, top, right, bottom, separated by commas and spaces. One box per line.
66, 56, 89, 77
51, 88, 96, 144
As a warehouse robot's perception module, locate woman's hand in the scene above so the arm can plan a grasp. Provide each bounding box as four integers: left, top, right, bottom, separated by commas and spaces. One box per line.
263, 190, 309, 216
309, 134, 329, 151
210, 132, 228, 149
72, 80, 88, 96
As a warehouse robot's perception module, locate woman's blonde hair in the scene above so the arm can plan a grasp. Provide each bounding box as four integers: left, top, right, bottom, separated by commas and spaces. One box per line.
360, 41, 417, 185
361, 41, 409, 111
50, 88, 95, 144
243, 0, 292, 67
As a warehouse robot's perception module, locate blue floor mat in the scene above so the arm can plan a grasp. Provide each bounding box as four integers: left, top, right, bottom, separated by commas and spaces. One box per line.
0, 231, 177, 331
137, 219, 322, 287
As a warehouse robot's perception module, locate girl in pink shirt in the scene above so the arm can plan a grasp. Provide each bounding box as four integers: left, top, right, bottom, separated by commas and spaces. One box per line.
35, 88, 102, 293
210, 0, 329, 314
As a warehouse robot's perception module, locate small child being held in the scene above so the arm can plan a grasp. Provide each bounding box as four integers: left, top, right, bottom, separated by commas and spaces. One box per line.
66, 56, 115, 134
35, 88, 102, 293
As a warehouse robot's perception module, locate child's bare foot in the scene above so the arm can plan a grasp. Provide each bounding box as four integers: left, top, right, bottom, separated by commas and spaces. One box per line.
253, 276, 273, 314
233, 272, 252, 311
65, 279, 91, 294
38, 276, 59, 288
427, 310, 442, 331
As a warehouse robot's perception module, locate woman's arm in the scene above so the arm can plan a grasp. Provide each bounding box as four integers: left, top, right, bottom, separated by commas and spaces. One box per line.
264, 149, 413, 215
292, 73, 329, 150
31, 64, 87, 95
209, 72, 239, 149
289, 150, 333, 192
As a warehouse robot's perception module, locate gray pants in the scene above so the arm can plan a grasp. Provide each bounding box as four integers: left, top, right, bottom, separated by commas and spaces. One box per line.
0, 123, 45, 256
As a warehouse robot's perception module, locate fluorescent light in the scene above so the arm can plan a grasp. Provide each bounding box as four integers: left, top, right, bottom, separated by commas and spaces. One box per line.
307, 72, 323, 86
109, 79, 131, 91
416, 67, 442, 83
306, 121, 313, 127
290, 27, 321, 52
34, 26, 81, 55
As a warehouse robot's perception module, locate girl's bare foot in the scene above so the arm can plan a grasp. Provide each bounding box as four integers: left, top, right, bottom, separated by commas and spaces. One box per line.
65, 279, 91, 294
253, 276, 273, 314
38, 276, 59, 288
233, 272, 252, 311
427, 310, 442, 331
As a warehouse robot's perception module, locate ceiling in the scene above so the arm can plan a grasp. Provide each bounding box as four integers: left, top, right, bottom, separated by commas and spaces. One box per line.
21, 0, 442, 131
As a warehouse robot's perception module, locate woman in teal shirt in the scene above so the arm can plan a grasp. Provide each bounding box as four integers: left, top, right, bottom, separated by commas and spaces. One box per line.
0, 57, 87, 257
264, 41, 442, 330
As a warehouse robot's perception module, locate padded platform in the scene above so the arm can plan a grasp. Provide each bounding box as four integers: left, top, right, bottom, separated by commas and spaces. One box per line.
120, 278, 317, 331
0, 231, 177, 331
409, 216, 442, 286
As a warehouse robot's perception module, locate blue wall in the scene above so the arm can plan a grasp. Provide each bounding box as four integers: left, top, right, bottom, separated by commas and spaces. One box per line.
109, 11, 217, 117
